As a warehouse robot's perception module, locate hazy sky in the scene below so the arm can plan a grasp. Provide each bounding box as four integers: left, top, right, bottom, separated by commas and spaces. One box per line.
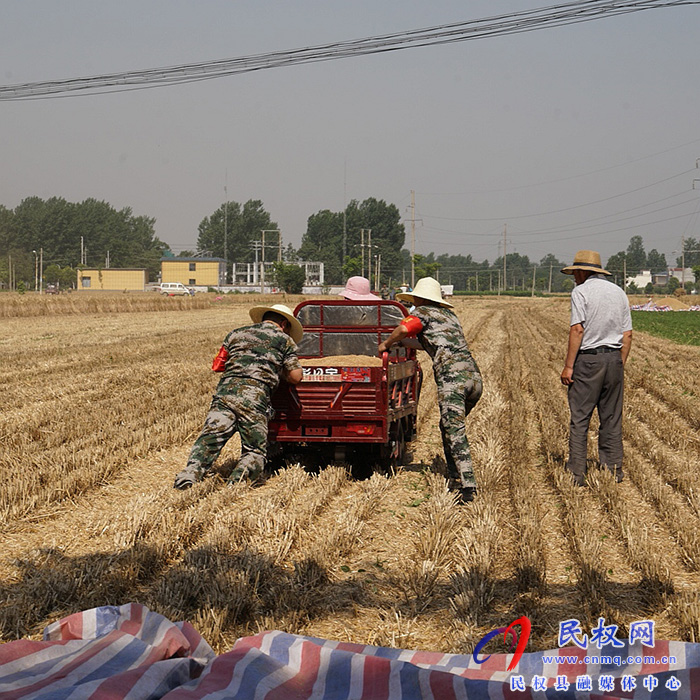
2, 1, 699, 268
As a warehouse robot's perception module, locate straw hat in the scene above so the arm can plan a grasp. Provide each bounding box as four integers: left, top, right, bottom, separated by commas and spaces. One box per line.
561, 250, 611, 276
249, 303, 304, 343
396, 277, 453, 308
339, 276, 380, 301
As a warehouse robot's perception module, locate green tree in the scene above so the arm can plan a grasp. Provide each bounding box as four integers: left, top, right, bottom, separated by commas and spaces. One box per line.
283, 243, 299, 262
605, 251, 627, 288
561, 278, 575, 293
646, 248, 667, 272
272, 262, 306, 293
197, 200, 278, 273
299, 198, 405, 285
538, 253, 571, 292
434, 253, 481, 290
6, 197, 165, 279
342, 256, 362, 278
413, 253, 441, 280
0, 205, 13, 255
43, 264, 76, 290
677, 237, 700, 267
299, 209, 345, 284
345, 198, 405, 285
625, 235, 646, 275
492, 252, 531, 290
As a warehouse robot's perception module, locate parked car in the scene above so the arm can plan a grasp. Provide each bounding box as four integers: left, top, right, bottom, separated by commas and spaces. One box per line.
159, 282, 194, 296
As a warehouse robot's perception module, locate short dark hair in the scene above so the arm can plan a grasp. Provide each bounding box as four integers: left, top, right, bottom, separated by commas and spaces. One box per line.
262, 311, 288, 326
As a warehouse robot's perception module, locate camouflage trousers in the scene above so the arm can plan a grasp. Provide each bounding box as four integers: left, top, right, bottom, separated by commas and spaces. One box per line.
436, 370, 483, 489
179, 382, 270, 484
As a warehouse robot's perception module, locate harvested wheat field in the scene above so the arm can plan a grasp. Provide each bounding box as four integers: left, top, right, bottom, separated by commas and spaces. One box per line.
2, 292, 700, 654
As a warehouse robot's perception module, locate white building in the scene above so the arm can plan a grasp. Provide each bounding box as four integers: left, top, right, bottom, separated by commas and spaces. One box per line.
668, 267, 694, 284
231, 260, 325, 291
626, 270, 653, 289
627, 267, 694, 289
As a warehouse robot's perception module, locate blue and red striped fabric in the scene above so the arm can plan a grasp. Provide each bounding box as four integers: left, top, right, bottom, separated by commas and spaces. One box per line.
1, 605, 698, 699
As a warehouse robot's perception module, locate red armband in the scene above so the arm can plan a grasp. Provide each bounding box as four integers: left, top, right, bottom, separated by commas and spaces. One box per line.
212, 346, 229, 372
400, 315, 423, 336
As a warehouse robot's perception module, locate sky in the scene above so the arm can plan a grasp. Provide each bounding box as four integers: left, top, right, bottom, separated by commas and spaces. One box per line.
2, 0, 700, 269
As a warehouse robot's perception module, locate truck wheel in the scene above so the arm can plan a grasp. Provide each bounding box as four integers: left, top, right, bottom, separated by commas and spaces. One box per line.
380, 422, 405, 473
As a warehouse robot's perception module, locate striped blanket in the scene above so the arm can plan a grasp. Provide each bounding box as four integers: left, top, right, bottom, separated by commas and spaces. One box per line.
0, 604, 698, 699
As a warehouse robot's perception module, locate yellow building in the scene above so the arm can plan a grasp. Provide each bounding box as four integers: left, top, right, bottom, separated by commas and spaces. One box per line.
77, 268, 148, 291
160, 257, 226, 287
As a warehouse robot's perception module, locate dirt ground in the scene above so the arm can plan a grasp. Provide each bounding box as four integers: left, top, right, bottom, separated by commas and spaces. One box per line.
1, 296, 700, 653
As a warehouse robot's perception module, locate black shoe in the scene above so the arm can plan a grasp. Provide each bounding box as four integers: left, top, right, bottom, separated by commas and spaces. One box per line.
458, 487, 477, 504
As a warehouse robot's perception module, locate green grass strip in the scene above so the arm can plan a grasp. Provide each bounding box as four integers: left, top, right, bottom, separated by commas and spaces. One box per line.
631, 310, 700, 346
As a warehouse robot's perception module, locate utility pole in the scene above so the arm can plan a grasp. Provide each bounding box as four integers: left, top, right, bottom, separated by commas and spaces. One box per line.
681, 235, 685, 288
223, 175, 228, 277
548, 263, 553, 294
367, 229, 372, 286
39, 248, 43, 294
360, 229, 365, 277
33, 250, 38, 291
503, 224, 507, 293
260, 230, 281, 294
411, 190, 416, 288
342, 159, 347, 266
251, 240, 261, 288
531, 265, 537, 297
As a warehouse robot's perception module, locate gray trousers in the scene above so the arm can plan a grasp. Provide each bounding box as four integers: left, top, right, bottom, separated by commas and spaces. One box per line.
566, 351, 624, 484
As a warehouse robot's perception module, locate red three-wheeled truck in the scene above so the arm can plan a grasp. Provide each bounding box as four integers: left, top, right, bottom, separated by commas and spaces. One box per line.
267, 299, 422, 473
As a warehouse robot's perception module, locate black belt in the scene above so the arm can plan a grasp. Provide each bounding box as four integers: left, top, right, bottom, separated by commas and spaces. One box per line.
579, 346, 620, 355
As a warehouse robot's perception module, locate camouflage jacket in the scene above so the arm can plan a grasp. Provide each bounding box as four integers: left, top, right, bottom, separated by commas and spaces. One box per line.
215, 321, 301, 398
410, 305, 479, 378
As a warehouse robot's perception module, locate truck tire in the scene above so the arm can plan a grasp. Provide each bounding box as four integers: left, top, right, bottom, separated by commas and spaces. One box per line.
379, 421, 405, 473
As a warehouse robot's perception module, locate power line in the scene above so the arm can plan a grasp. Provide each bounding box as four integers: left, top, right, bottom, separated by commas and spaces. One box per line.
418, 169, 695, 223
1, 0, 697, 100
417, 137, 700, 195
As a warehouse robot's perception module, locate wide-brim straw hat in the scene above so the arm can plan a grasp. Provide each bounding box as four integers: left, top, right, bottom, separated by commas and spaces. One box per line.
561, 250, 611, 276
339, 276, 380, 301
249, 303, 304, 343
396, 276, 453, 308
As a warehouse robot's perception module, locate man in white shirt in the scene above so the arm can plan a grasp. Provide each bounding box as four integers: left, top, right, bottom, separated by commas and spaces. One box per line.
560, 250, 633, 485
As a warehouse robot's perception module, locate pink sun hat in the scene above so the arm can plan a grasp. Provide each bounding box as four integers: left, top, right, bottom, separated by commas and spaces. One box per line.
339, 276, 380, 301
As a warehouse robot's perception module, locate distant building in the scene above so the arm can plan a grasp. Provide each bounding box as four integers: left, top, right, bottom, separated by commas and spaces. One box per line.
77, 268, 148, 291
161, 257, 226, 287
668, 267, 694, 284
627, 268, 695, 288
626, 270, 653, 289
231, 260, 324, 291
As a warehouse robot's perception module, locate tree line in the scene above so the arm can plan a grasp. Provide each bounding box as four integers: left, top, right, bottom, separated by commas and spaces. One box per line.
0, 197, 168, 291
2, 195, 698, 294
